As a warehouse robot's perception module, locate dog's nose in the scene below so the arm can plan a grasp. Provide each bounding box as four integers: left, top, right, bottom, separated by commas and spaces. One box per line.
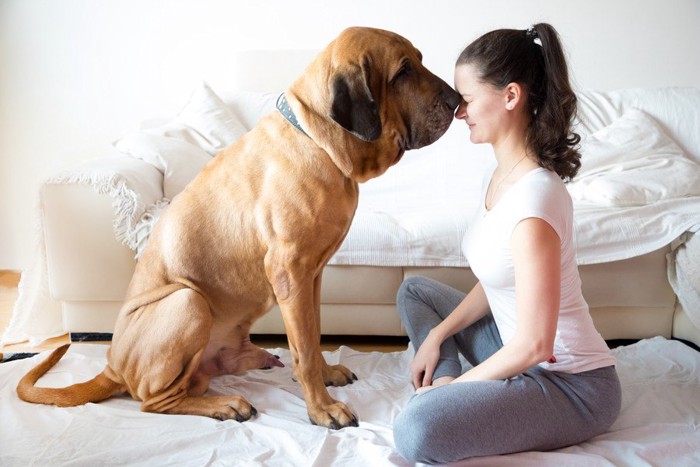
443, 85, 462, 111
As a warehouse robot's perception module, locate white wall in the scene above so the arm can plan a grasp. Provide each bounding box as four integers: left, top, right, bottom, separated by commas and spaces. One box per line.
1, 0, 699, 270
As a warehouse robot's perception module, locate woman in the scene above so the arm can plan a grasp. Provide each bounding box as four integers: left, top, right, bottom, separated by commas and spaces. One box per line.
393, 24, 621, 463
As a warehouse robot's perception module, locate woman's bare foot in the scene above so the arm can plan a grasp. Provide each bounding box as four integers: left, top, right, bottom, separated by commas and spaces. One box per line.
415, 376, 456, 394
432, 376, 455, 387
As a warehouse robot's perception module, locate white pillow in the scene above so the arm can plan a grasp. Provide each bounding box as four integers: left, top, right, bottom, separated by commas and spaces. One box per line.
568, 109, 700, 206
114, 82, 248, 199
224, 91, 279, 130
173, 83, 248, 155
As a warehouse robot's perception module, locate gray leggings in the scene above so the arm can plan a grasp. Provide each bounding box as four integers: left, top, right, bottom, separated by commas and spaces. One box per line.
393, 276, 621, 464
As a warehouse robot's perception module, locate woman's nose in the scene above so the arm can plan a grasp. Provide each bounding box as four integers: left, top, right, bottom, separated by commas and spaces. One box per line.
455, 101, 467, 119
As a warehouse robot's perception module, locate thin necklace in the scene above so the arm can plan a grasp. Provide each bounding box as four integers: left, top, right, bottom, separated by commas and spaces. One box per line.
487, 154, 527, 208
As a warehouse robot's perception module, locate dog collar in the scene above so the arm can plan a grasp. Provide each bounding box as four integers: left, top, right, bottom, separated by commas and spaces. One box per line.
276, 93, 308, 137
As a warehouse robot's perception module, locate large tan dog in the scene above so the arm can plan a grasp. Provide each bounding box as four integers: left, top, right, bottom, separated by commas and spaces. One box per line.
18, 27, 461, 429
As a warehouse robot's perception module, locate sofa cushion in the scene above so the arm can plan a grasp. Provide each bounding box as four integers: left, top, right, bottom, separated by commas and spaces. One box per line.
321, 266, 403, 304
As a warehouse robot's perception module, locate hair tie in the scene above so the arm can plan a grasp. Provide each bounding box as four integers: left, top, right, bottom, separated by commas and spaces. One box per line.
526, 27, 542, 46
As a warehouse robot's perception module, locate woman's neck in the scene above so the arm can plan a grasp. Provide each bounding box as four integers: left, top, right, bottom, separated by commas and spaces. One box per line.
492, 137, 531, 172
491, 112, 529, 162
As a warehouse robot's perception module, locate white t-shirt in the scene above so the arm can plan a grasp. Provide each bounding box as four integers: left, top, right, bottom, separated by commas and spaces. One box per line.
463, 166, 615, 373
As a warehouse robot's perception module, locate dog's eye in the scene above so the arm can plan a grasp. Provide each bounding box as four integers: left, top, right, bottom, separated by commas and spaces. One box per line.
390, 62, 411, 86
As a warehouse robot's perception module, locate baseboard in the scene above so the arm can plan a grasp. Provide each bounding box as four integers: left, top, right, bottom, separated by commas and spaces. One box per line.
1, 352, 37, 363
605, 339, 639, 349
69, 332, 113, 342
674, 338, 700, 352
606, 337, 699, 352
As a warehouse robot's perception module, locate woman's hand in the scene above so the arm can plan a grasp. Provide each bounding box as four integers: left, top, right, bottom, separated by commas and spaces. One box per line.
409, 331, 443, 389
406, 282, 490, 390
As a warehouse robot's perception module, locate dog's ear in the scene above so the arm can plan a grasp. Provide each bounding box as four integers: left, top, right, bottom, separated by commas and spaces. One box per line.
329, 58, 382, 142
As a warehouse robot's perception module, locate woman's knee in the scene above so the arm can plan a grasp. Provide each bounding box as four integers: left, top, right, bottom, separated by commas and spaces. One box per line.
397, 275, 426, 301
396, 275, 435, 314
393, 397, 450, 464
393, 404, 430, 463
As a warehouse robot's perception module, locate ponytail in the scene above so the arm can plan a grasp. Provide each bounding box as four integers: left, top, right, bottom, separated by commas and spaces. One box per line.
526, 23, 581, 180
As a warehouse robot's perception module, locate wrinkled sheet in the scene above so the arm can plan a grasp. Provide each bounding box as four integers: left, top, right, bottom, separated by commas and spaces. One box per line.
668, 232, 700, 330
1, 337, 698, 466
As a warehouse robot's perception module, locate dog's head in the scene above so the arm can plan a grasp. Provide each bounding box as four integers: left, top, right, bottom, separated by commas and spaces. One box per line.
288, 27, 461, 182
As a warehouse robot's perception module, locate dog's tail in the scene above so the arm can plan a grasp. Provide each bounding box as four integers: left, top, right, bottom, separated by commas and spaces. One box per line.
17, 344, 121, 407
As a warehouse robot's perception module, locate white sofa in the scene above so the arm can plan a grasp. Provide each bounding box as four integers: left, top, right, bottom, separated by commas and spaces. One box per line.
36, 51, 700, 348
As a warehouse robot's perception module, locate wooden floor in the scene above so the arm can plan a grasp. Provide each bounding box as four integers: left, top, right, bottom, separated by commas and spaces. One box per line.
0, 270, 408, 358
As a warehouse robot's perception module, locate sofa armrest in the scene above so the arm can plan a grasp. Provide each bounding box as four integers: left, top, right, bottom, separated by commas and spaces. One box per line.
43, 183, 136, 301
42, 156, 163, 302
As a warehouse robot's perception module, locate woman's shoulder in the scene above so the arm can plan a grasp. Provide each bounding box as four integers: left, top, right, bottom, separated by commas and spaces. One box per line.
515, 168, 571, 211
518, 167, 565, 192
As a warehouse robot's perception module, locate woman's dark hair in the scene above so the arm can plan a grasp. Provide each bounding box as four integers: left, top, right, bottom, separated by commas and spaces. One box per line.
456, 23, 581, 180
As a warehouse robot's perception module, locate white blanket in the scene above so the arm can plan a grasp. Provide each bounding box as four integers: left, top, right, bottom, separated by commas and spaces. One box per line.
668, 232, 700, 329
1, 337, 698, 466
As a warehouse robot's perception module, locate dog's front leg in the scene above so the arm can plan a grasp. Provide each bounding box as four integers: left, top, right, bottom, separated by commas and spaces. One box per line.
271, 269, 358, 429
311, 273, 358, 387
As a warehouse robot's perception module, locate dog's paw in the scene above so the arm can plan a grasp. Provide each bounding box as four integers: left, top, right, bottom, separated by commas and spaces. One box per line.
309, 401, 358, 429
261, 354, 285, 370
322, 363, 358, 387
156, 395, 258, 422
216, 345, 285, 374
211, 397, 258, 422
212, 404, 258, 422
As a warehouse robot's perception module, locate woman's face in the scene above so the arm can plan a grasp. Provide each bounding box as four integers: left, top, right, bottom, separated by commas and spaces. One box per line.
454, 63, 510, 145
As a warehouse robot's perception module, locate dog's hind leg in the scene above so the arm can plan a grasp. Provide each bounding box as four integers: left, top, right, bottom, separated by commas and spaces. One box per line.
154, 395, 258, 422
111, 287, 257, 421
140, 347, 257, 422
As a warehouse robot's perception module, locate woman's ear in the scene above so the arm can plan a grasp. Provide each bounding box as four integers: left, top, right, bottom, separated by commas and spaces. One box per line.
504, 82, 523, 111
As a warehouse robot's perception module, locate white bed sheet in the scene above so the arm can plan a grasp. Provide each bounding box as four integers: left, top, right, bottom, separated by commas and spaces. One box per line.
1, 337, 698, 466
327, 128, 700, 267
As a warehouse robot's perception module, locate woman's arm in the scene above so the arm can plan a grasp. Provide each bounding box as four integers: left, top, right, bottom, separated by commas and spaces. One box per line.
450, 217, 561, 383
410, 281, 490, 388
